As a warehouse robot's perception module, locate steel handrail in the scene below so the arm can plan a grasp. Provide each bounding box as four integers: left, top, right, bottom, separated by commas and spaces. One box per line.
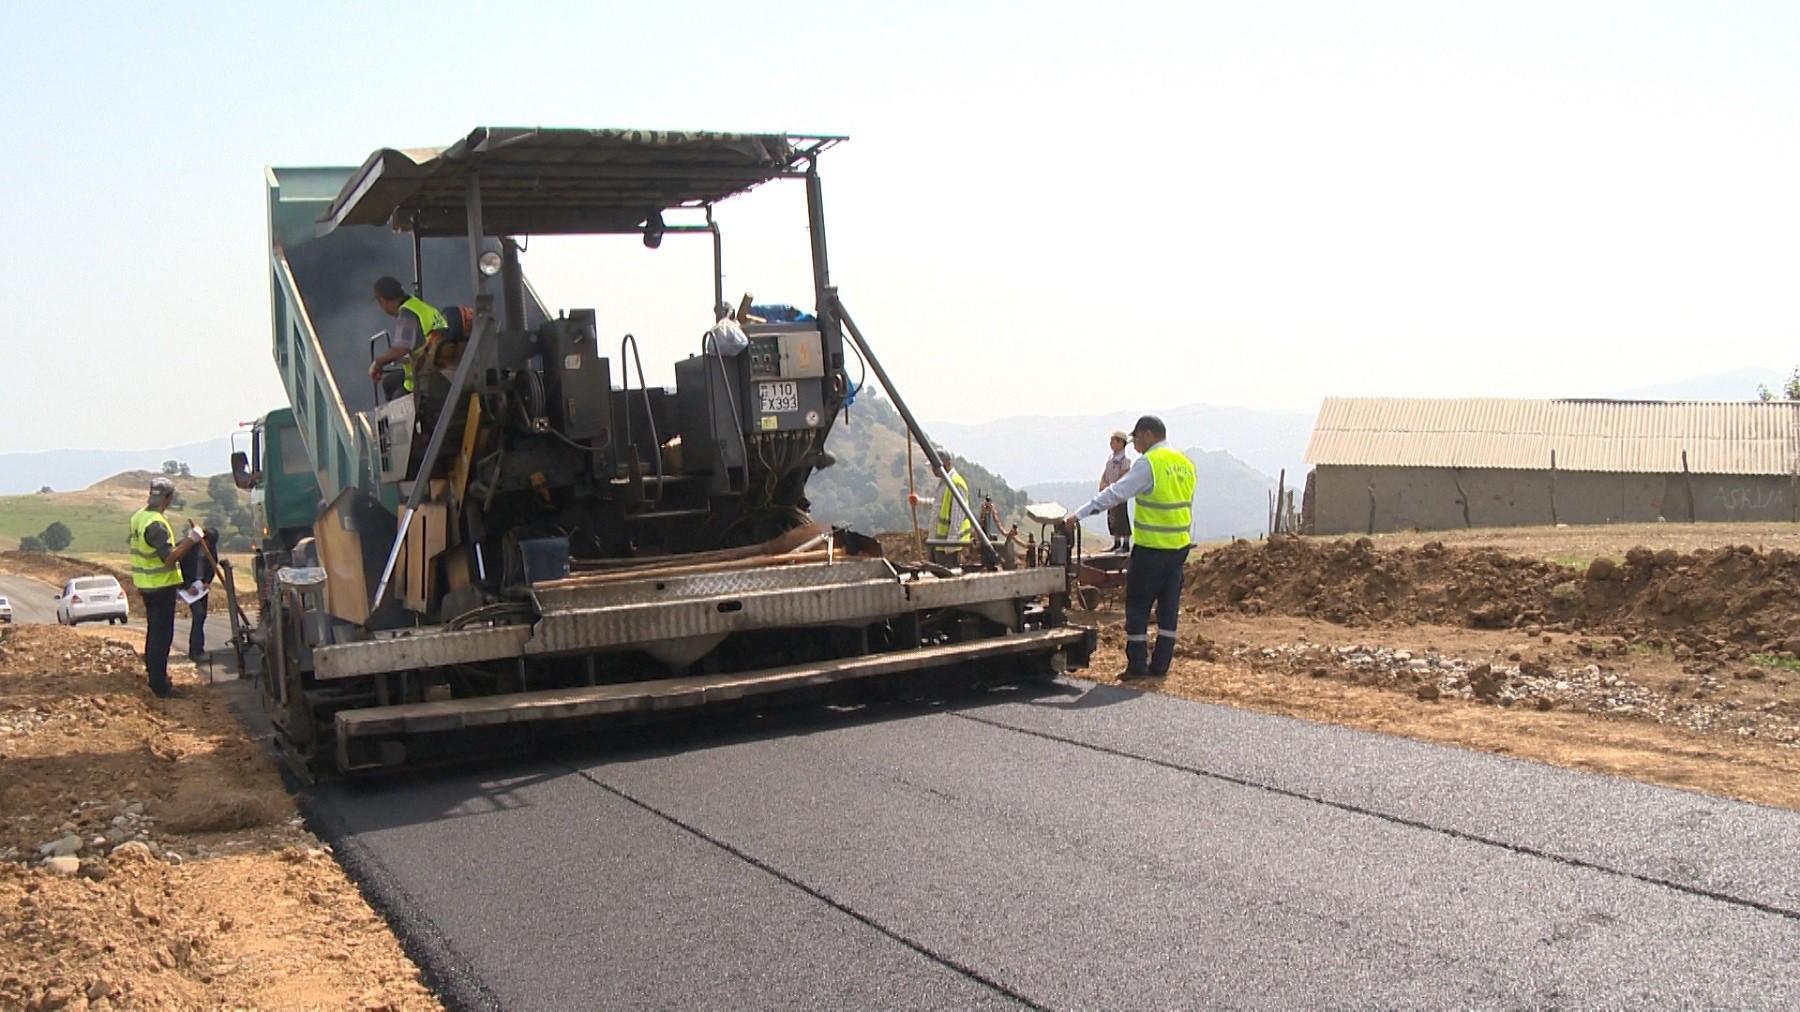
701, 334, 751, 495
618, 334, 665, 505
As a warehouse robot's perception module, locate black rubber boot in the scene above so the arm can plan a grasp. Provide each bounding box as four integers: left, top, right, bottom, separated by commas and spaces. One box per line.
1121, 639, 1149, 679
1149, 635, 1176, 677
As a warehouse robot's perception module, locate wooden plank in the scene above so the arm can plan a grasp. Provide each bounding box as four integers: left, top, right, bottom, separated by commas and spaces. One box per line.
402, 501, 448, 613
317, 491, 372, 625
448, 393, 483, 513
556, 523, 830, 577
337, 627, 1087, 739
554, 550, 835, 588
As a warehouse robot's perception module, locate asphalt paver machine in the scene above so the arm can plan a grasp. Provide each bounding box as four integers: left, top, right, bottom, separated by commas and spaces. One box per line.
246, 127, 1093, 777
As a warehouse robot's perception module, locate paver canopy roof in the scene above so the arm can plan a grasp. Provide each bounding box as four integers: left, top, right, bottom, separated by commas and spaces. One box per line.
321, 127, 842, 237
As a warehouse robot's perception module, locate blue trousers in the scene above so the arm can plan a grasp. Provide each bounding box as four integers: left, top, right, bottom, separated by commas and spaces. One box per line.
141, 588, 177, 696
1123, 545, 1189, 675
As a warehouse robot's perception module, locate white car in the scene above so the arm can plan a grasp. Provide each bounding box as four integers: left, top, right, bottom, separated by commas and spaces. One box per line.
0, 595, 11, 623
56, 576, 130, 626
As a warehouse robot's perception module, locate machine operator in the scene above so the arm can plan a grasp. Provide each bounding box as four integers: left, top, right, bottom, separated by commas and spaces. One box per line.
368, 276, 449, 397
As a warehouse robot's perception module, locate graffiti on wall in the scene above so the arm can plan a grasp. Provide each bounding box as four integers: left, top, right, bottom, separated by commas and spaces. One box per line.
1711, 485, 1785, 513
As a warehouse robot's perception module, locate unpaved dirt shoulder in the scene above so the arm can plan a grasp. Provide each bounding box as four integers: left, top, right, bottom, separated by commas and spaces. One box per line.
0, 625, 437, 1011
1072, 602, 1800, 812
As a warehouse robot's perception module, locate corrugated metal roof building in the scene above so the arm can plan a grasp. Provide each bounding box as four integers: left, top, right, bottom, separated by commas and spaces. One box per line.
1302, 398, 1800, 534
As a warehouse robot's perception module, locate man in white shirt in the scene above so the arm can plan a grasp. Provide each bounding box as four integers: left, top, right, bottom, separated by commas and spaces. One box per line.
1099, 430, 1131, 552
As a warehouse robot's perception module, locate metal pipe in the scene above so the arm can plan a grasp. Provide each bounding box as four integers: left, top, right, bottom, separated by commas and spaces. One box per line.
707, 205, 724, 312
410, 225, 424, 298
829, 291, 997, 566
501, 237, 525, 334
702, 335, 750, 494
805, 170, 831, 297
465, 173, 487, 299
619, 333, 664, 504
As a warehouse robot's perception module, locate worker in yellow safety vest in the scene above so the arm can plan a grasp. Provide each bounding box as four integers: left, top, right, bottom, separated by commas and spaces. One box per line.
128, 476, 206, 698
910, 447, 972, 567
368, 275, 449, 396
1065, 415, 1195, 680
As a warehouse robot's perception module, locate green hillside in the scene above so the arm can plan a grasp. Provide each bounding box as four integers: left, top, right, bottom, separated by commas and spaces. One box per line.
807, 394, 1032, 535
0, 470, 248, 557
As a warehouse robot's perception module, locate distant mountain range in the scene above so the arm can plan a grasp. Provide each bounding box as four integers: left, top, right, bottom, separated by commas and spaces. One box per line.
808, 395, 1033, 535
0, 438, 235, 496
928, 403, 1316, 488
1026, 448, 1279, 541
1600, 365, 1790, 402
5, 364, 1787, 504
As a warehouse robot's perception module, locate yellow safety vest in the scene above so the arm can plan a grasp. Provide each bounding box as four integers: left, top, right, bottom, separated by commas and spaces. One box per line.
128, 508, 183, 590
934, 470, 972, 543
1132, 445, 1195, 550
399, 296, 448, 392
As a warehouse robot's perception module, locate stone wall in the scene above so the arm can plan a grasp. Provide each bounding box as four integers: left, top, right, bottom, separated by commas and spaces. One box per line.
1307, 465, 1799, 534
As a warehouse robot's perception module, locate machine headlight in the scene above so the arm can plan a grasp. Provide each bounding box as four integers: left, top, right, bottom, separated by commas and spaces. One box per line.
478, 250, 504, 277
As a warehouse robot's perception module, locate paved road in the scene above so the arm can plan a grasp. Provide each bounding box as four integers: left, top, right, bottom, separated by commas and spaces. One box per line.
0, 570, 235, 661
302, 681, 1800, 1009
0, 573, 61, 625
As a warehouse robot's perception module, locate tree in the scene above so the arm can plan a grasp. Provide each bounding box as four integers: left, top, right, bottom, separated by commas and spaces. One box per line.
39, 522, 72, 553
222, 533, 251, 552
229, 506, 255, 535
36, 485, 51, 494
204, 512, 227, 536
207, 474, 240, 513
170, 493, 187, 510
161, 460, 181, 476
178, 462, 192, 478
17, 535, 46, 554
1757, 367, 1800, 402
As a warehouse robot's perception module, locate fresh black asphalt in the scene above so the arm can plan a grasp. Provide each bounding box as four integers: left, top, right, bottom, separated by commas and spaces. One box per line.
303, 680, 1800, 1009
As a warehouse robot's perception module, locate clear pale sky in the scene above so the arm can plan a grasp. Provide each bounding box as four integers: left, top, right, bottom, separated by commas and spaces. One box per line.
3, 0, 1797, 453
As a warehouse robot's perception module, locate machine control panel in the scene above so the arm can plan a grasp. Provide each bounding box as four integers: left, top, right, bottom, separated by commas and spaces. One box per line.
740, 323, 826, 432
745, 324, 825, 380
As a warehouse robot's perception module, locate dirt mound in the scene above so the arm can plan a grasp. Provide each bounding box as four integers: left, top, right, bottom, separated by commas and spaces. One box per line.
1187, 537, 1800, 651
1187, 537, 1572, 628
0, 624, 436, 1010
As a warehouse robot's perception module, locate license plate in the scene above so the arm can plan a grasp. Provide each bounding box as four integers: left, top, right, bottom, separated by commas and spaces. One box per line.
758, 381, 799, 414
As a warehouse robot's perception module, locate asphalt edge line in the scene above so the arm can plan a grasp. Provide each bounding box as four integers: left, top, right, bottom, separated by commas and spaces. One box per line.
221, 679, 505, 1012
297, 788, 509, 1012
950, 711, 1800, 924
564, 763, 1046, 1011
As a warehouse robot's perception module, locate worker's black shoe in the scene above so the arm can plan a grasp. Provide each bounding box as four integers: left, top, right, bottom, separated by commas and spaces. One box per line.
153, 686, 188, 700
1149, 638, 1176, 676
1116, 669, 1152, 683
